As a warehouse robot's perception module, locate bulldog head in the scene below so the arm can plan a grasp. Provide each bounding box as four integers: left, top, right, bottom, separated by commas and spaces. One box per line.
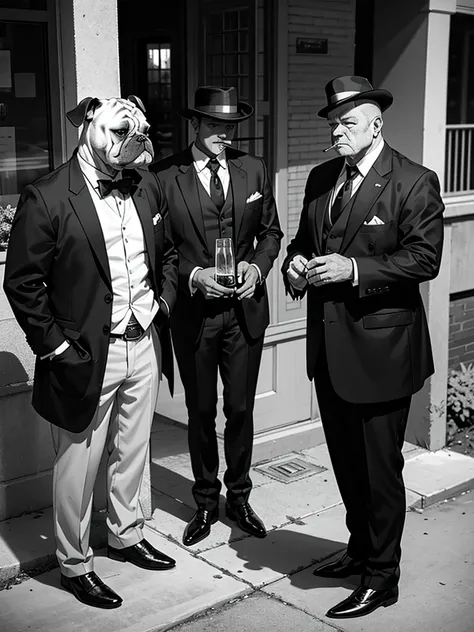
67, 96, 154, 172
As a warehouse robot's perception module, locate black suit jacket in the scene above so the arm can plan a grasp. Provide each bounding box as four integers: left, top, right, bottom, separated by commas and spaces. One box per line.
151, 147, 282, 344
4, 155, 178, 432
282, 143, 445, 404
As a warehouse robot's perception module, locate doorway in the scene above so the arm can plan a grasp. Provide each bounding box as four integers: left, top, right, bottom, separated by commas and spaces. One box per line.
118, 0, 187, 160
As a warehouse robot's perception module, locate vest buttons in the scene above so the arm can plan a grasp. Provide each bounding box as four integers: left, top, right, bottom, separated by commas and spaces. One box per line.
368, 242, 375, 252
104, 294, 112, 304
103, 325, 110, 335
329, 235, 336, 239
326, 248, 332, 255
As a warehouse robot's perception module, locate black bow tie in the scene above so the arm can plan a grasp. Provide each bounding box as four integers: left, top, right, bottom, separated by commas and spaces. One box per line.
97, 170, 140, 198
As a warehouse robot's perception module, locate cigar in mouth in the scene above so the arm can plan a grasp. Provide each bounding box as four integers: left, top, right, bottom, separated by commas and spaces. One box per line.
323, 142, 340, 153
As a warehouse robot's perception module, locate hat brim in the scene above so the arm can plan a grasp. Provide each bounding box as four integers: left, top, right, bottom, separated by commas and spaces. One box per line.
318, 89, 393, 118
179, 101, 254, 122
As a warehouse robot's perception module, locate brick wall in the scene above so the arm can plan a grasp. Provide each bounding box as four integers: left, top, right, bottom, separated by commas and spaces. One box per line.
286, 0, 356, 248
449, 293, 474, 370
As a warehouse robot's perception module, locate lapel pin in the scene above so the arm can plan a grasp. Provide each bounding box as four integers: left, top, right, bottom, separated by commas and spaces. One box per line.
375, 183, 382, 188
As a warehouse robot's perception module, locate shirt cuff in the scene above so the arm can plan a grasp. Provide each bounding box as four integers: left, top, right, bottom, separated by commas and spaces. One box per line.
189, 266, 203, 295
350, 257, 359, 286
40, 339, 70, 360
159, 296, 170, 316
250, 263, 262, 283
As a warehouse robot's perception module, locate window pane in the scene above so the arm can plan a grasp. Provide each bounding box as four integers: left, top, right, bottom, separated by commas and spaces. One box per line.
224, 32, 238, 53
224, 54, 238, 76
148, 47, 160, 69
239, 10, 248, 29
224, 10, 239, 31
0, 20, 52, 225
160, 47, 171, 70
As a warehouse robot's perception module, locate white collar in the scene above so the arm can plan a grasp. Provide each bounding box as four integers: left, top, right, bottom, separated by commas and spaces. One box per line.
192, 143, 227, 173
77, 152, 124, 190
347, 140, 385, 178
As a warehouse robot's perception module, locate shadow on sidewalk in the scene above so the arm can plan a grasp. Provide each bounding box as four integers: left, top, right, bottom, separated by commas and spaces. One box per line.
228, 528, 357, 590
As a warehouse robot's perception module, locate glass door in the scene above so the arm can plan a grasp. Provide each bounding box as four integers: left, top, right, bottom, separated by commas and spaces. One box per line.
0, 1, 60, 251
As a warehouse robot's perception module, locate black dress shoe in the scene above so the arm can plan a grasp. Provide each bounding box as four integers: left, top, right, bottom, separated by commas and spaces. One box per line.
313, 552, 364, 578
183, 508, 219, 546
107, 539, 176, 570
225, 502, 267, 538
60, 571, 122, 609
326, 585, 399, 619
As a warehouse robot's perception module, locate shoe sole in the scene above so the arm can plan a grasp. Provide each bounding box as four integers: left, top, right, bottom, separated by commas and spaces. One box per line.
225, 507, 267, 538
182, 515, 219, 547
107, 548, 176, 570
326, 595, 398, 619
60, 578, 122, 609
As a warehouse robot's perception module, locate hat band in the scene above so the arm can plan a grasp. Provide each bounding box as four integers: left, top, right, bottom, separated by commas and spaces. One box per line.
197, 104, 239, 114
330, 90, 362, 104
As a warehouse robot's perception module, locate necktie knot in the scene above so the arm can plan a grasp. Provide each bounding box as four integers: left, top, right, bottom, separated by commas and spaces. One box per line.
346, 164, 359, 181
207, 158, 220, 175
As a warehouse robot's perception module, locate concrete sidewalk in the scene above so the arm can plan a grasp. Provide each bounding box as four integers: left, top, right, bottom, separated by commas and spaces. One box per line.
0, 418, 474, 632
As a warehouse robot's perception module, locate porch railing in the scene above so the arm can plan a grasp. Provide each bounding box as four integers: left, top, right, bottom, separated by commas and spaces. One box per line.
445, 124, 474, 195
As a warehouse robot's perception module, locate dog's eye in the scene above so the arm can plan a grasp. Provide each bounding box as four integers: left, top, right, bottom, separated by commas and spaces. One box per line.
113, 128, 128, 138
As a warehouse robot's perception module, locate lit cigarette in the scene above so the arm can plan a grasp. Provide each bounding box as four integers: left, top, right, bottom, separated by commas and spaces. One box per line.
323, 142, 339, 153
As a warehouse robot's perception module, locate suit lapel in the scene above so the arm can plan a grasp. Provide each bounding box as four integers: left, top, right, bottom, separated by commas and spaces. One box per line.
227, 155, 247, 239
132, 184, 156, 278
340, 144, 393, 254
68, 156, 112, 289
176, 148, 207, 248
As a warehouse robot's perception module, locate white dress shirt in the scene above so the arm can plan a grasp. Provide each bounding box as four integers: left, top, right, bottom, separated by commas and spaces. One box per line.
330, 140, 385, 285
188, 143, 261, 293
42, 155, 161, 359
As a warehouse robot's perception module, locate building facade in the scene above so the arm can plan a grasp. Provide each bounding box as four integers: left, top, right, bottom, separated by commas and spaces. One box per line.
0, 0, 472, 521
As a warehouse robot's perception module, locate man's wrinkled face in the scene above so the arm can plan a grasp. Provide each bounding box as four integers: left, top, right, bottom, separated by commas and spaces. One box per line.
193, 117, 237, 155
83, 98, 154, 170
327, 101, 382, 163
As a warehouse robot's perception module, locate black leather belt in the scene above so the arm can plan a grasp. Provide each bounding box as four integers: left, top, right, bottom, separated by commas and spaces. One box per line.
110, 321, 145, 341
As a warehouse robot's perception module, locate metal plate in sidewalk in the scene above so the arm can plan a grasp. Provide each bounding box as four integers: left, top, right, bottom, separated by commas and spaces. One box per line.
253, 453, 327, 484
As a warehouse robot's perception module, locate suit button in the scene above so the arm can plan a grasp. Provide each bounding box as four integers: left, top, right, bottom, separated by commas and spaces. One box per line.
326, 248, 332, 254
368, 243, 375, 252
329, 235, 336, 240
103, 325, 110, 335
104, 294, 112, 304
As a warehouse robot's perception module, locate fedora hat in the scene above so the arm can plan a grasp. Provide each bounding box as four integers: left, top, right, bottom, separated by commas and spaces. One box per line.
318, 76, 393, 118
180, 86, 254, 122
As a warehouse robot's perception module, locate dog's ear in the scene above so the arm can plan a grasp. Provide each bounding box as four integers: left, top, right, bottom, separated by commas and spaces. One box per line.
127, 95, 146, 113
66, 97, 102, 127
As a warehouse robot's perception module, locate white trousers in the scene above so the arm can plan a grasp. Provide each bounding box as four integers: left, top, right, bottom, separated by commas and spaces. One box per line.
51, 327, 161, 577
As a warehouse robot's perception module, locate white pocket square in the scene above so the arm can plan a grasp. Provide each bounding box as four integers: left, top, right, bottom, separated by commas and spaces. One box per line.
152, 212, 162, 225
364, 215, 385, 225
246, 191, 262, 204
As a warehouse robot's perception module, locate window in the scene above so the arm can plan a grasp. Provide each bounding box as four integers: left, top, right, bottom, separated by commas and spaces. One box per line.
0, 20, 52, 210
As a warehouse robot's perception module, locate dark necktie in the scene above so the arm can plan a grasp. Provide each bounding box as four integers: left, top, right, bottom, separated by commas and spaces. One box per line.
330, 164, 359, 225
97, 172, 138, 198
206, 158, 225, 211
